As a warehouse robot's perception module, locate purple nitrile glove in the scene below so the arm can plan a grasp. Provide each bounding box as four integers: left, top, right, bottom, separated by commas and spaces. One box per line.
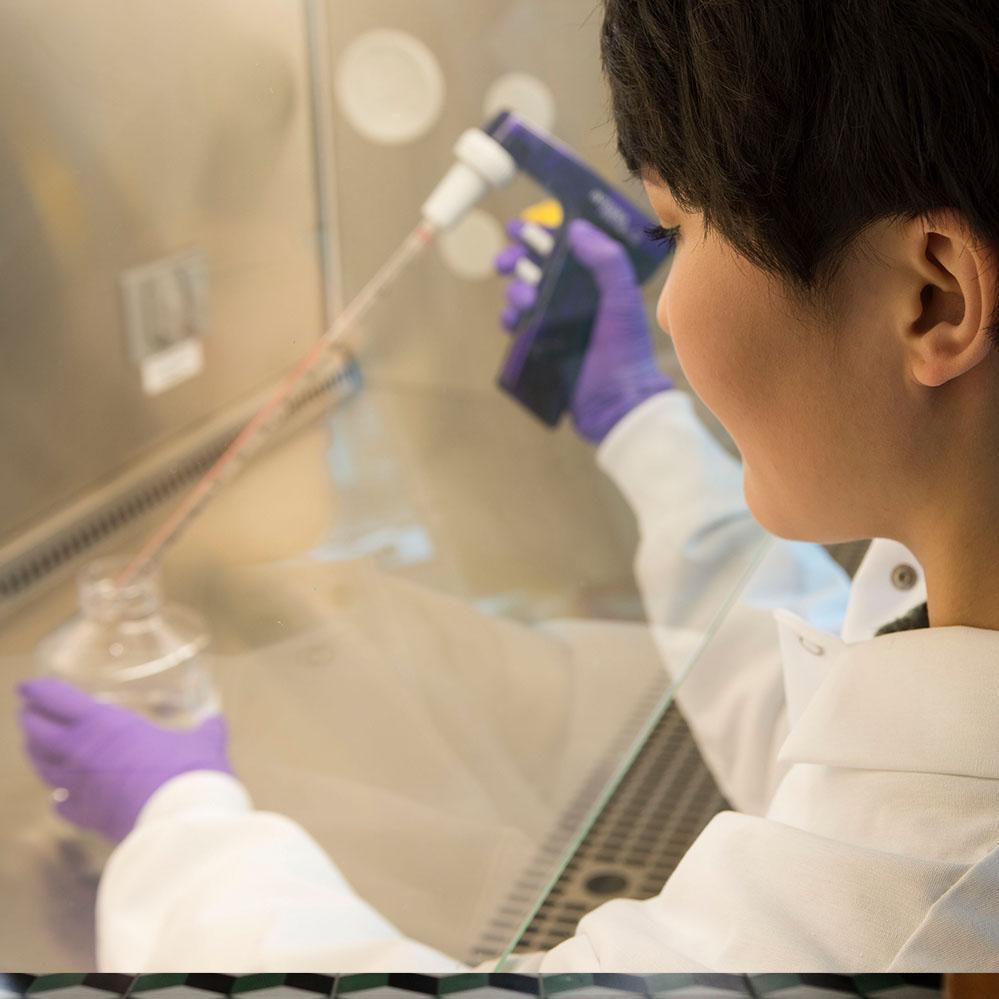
17, 677, 234, 842
494, 216, 673, 444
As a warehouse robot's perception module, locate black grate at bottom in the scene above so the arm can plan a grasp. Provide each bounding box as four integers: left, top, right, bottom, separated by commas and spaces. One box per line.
513, 702, 726, 954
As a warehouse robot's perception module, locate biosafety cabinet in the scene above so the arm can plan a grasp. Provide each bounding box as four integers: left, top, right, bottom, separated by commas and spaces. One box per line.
0, 0, 866, 970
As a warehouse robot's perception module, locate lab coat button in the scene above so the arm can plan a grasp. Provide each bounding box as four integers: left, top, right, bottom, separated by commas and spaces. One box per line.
891, 563, 918, 590
797, 634, 825, 656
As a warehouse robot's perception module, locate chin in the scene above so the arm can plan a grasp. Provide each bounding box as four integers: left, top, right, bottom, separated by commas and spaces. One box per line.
742, 465, 823, 543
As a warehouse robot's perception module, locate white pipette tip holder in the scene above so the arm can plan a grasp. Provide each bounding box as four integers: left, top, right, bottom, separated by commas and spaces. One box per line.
421, 128, 517, 231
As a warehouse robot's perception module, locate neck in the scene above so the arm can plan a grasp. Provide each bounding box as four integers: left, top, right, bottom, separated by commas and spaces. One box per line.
911, 489, 999, 631
902, 360, 999, 631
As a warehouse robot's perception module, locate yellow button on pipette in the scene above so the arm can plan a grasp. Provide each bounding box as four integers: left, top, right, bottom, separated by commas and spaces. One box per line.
519, 198, 564, 228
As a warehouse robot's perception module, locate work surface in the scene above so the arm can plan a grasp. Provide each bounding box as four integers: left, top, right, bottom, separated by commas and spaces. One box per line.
0, 558, 677, 969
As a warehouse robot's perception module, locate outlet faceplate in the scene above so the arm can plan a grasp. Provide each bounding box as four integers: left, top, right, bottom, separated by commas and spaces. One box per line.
120, 249, 209, 394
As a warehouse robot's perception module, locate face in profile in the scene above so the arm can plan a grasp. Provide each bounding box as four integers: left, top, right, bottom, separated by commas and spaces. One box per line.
641, 178, 931, 546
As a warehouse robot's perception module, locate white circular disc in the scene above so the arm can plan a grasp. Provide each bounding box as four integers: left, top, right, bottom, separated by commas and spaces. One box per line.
437, 209, 506, 281
335, 29, 445, 145
483, 72, 556, 131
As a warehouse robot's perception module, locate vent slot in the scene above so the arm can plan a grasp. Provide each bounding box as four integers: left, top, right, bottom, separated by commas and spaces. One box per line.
471, 701, 725, 963
0, 360, 361, 606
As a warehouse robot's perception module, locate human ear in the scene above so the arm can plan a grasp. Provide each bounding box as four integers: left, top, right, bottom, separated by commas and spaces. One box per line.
905, 212, 998, 388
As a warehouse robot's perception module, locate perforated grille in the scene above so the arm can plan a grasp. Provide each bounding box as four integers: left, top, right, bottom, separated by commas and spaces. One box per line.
508, 702, 726, 955
0, 360, 361, 606
487, 538, 873, 959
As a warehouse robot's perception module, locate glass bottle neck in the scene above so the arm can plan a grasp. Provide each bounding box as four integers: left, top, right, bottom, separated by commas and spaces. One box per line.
78, 556, 162, 624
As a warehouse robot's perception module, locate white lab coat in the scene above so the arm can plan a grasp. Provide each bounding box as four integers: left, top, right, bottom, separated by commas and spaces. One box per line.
96, 391, 999, 972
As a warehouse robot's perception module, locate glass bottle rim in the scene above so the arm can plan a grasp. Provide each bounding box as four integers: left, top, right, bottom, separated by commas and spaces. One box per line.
77, 555, 161, 622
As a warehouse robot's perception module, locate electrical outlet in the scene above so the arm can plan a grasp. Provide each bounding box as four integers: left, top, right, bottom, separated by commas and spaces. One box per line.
120, 249, 209, 394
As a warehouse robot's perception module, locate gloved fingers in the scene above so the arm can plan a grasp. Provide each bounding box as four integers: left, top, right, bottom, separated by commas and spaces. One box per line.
54, 793, 100, 836
499, 279, 540, 332
19, 706, 73, 760
505, 218, 527, 241
25, 741, 67, 787
567, 218, 637, 292
500, 305, 520, 332
497, 218, 557, 274
196, 714, 230, 752
505, 278, 538, 314
517, 220, 559, 259
18, 677, 101, 723
494, 242, 527, 276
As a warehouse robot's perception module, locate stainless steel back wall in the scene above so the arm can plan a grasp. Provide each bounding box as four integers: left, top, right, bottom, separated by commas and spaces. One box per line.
0, 0, 325, 546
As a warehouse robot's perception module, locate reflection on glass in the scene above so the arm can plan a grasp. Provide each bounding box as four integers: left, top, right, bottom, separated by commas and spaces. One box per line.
0, 0, 797, 974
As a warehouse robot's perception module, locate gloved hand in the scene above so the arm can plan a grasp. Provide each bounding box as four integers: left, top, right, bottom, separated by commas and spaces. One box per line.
17, 677, 234, 842
495, 216, 673, 443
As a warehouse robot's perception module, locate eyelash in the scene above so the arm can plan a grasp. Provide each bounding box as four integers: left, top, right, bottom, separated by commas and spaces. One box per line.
644, 224, 681, 249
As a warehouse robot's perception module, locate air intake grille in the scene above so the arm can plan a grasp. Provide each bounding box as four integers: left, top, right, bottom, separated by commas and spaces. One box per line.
0, 359, 360, 605
512, 702, 725, 954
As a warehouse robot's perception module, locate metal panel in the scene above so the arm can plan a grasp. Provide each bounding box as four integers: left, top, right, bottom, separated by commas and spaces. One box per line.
0, 0, 325, 545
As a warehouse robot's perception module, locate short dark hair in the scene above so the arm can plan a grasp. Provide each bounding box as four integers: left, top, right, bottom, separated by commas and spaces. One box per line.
601, 0, 999, 340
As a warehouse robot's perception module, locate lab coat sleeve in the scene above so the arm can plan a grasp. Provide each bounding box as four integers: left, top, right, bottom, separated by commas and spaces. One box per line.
596, 392, 852, 814
96, 771, 469, 973
596, 391, 763, 634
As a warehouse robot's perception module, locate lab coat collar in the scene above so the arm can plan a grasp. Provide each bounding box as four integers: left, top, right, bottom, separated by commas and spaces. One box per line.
774, 610, 999, 780
841, 538, 928, 643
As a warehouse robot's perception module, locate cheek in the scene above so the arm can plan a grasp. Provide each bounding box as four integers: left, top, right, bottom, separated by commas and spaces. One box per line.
656, 258, 745, 416
656, 248, 794, 474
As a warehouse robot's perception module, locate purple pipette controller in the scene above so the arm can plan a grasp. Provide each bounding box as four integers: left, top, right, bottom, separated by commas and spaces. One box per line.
484, 111, 672, 426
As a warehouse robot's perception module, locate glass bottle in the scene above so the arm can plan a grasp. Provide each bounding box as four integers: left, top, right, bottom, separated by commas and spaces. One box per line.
34, 555, 219, 874
36, 555, 218, 726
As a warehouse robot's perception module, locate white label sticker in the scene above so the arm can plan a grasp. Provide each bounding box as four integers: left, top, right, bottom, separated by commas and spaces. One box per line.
141, 338, 204, 395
